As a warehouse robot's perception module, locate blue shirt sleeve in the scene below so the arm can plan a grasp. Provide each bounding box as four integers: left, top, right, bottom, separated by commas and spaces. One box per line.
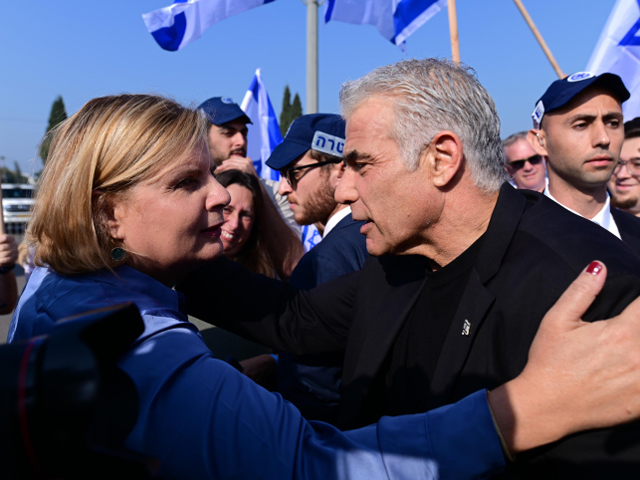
122, 328, 505, 480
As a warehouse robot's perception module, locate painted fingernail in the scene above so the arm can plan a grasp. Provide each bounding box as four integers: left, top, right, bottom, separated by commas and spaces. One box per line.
586, 261, 603, 275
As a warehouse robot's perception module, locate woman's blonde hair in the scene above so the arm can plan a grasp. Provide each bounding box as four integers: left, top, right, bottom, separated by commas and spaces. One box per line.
29, 94, 208, 275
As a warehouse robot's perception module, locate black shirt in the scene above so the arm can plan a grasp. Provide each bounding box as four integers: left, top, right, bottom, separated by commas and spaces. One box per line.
375, 235, 484, 417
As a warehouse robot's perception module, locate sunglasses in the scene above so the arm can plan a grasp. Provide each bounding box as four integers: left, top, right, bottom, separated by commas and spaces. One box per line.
506, 154, 543, 171
281, 159, 341, 189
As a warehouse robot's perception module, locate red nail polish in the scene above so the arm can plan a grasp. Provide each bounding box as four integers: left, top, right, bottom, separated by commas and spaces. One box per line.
586, 261, 603, 275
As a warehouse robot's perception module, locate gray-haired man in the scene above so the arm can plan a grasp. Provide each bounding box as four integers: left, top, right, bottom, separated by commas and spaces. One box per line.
184, 60, 640, 477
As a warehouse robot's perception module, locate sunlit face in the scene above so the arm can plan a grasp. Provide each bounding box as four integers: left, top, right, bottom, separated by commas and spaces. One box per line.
504, 139, 546, 192
207, 120, 249, 166
221, 183, 255, 256
110, 141, 230, 285
336, 96, 437, 257
277, 151, 338, 226
540, 87, 624, 194
609, 136, 640, 215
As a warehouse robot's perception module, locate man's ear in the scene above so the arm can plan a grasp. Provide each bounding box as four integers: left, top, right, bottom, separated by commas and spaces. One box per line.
528, 129, 548, 156
425, 130, 464, 188
331, 161, 346, 186
504, 163, 514, 179
93, 190, 125, 241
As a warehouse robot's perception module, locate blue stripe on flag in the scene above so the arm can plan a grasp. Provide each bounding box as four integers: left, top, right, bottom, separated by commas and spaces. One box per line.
150, 12, 187, 52
324, 0, 336, 22
393, 0, 438, 39
247, 76, 260, 102
620, 16, 640, 46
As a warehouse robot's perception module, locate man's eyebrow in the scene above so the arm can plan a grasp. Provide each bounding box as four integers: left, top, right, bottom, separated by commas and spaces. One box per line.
566, 113, 597, 124
603, 111, 624, 121
344, 150, 373, 163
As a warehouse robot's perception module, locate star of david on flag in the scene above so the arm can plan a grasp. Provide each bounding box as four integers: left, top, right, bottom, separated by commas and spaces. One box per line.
587, 0, 640, 120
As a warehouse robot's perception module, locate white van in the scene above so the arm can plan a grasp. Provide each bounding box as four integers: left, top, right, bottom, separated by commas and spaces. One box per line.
2, 183, 36, 225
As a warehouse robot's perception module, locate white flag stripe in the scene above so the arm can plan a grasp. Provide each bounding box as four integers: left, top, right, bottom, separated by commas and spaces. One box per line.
240, 69, 283, 181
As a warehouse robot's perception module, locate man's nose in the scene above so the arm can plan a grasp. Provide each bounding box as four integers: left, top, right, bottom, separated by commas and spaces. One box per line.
592, 121, 611, 149
232, 131, 247, 149
335, 166, 359, 204
278, 176, 293, 196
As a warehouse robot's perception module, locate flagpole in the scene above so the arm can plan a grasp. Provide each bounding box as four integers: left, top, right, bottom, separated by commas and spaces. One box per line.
512, 0, 565, 79
447, 0, 460, 63
306, 0, 319, 114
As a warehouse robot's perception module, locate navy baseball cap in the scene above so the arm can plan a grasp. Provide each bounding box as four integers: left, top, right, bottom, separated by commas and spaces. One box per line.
266, 113, 346, 170
198, 97, 252, 126
532, 72, 630, 126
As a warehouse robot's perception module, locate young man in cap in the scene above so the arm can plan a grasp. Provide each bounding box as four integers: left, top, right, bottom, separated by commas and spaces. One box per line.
528, 72, 640, 252
198, 97, 303, 279
609, 117, 640, 218
265, 113, 369, 423
503, 131, 546, 192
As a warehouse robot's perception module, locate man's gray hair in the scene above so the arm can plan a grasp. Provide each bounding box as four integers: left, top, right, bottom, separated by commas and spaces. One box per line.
502, 131, 529, 148
502, 131, 529, 165
339, 58, 507, 193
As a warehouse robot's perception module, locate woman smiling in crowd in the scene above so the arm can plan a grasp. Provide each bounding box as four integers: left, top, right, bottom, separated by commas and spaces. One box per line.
216, 169, 276, 277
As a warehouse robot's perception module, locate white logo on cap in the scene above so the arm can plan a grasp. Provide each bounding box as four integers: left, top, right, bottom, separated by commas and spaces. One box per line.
567, 72, 595, 83
531, 100, 545, 126
221, 97, 234, 104
312, 131, 345, 158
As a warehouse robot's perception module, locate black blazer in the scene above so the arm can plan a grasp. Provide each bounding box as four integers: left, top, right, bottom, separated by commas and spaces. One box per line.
612, 206, 640, 255
181, 184, 640, 478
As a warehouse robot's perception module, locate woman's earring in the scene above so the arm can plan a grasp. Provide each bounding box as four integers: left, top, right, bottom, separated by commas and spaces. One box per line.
111, 247, 126, 262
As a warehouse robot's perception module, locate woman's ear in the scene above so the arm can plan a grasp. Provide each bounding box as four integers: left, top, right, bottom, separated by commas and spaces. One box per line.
93, 190, 125, 241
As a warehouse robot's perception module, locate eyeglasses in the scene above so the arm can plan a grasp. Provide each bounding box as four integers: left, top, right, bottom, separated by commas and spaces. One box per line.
506, 154, 544, 171
614, 159, 640, 178
281, 159, 341, 189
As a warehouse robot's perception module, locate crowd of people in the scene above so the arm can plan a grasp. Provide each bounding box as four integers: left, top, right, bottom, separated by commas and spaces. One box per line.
5, 59, 640, 478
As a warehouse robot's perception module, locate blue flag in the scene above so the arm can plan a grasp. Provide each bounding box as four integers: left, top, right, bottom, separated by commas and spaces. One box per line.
324, 0, 446, 48
240, 69, 283, 181
587, 0, 640, 120
143, 0, 276, 51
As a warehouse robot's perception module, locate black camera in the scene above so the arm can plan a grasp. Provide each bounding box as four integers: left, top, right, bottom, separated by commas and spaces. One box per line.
0, 302, 153, 479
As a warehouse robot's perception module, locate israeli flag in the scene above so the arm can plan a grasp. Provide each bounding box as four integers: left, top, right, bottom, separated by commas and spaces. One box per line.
240, 69, 283, 181
302, 224, 322, 252
324, 0, 446, 48
143, 0, 276, 51
587, 0, 640, 120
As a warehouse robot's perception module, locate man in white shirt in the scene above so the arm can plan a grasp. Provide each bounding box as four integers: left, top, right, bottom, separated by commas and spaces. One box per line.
527, 72, 640, 251
609, 117, 640, 218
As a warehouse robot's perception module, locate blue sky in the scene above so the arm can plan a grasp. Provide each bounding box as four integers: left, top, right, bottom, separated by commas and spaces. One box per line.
1, 0, 617, 176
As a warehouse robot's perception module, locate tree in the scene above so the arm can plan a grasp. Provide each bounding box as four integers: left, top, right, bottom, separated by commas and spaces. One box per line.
291, 94, 303, 123
279, 86, 303, 136
39, 95, 68, 165
280, 85, 292, 136
13, 161, 27, 184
